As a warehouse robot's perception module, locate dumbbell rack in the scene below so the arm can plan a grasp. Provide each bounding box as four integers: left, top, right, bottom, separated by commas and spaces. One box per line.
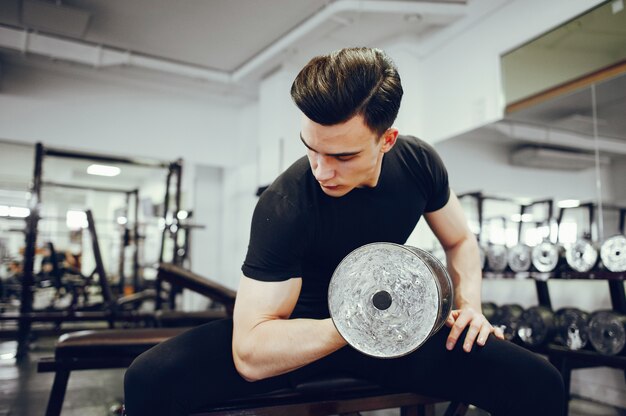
470, 194, 626, 414
528, 274, 626, 411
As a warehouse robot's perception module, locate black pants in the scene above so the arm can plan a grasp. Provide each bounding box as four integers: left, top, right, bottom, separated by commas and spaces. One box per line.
124, 319, 564, 416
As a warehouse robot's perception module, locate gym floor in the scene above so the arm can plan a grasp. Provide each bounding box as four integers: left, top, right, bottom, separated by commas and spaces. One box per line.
1, 338, 625, 416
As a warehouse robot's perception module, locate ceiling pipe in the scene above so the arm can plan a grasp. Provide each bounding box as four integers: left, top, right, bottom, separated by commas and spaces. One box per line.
0, 0, 466, 83
491, 121, 626, 155
231, 0, 466, 82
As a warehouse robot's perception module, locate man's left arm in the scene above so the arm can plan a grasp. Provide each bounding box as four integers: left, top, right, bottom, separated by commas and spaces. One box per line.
424, 191, 504, 352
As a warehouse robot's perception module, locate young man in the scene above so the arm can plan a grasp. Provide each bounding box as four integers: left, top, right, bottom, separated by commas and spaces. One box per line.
125, 48, 564, 416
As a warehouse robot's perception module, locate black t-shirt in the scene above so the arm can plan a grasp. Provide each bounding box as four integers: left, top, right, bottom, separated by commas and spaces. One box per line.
242, 135, 450, 319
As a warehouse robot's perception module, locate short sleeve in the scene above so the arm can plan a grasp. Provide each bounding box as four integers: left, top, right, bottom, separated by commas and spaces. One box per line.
241, 190, 307, 281
421, 141, 450, 212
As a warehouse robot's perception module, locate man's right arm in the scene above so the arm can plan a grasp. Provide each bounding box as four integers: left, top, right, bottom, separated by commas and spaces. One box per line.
232, 275, 347, 382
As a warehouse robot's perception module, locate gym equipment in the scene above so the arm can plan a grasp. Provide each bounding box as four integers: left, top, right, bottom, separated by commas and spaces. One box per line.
600, 235, 626, 272
531, 242, 561, 273
588, 310, 626, 356
481, 301, 497, 322
517, 306, 555, 347
38, 262, 234, 416
17, 142, 183, 358
508, 244, 531, 273
554, 307, 589, 351
328, 243, 453, 358
491, 304, 524, 341
485, 245, 508, 273
565, 239, 598, 273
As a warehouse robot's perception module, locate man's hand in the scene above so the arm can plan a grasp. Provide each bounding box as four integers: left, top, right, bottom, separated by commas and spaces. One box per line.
445, 307, 504, 352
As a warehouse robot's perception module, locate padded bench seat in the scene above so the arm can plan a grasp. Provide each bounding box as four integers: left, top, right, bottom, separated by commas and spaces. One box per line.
155, 309, 228, 327
189, 376, 463, 416
39, 329, 467, 416
38, 328, 190, 416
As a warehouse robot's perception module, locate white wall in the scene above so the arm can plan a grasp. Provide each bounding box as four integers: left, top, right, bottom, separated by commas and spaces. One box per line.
0, 58, 247, 168
399, 0, 605, 143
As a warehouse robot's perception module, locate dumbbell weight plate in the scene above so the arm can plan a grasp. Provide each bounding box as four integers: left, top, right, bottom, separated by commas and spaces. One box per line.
554, 307, 589, 350
565, 239, 597, 273
531, 242, 560, 273
492, 304, 524, 341
486, 245, 508, 273
600, 235, 626, 272
517, 306, 555, 347
588, 310, 626, 356
328, 243, 453, 358
508, 244, 531, 273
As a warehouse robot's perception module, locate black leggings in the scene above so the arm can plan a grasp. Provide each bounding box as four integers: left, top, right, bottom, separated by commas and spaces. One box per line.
124, 319, 564, 416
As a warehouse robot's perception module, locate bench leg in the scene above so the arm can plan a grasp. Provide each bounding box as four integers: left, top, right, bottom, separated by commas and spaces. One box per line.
45, 369, 70, 416
402, 404, 435, 416
443, 401, 468, 416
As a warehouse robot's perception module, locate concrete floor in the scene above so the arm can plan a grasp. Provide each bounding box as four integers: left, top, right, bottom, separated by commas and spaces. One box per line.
1, 337, 626, 416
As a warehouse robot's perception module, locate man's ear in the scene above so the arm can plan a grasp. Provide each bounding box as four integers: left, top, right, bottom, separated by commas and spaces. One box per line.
380, 128, 399, 153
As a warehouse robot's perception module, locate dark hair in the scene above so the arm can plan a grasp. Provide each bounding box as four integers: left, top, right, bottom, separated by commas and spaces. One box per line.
290, 47, 403, 136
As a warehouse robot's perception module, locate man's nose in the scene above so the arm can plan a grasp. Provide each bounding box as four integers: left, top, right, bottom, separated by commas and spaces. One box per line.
313, 154, 335, 182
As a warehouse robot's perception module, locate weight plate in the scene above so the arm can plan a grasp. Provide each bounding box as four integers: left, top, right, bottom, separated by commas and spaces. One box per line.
588, 310, 626, 356
486, 245, 508, 272
531, 242, 560, 273
508, 244, 531, 273
328, 243, 452, 358
565, 239, 597, 273
600, 235, 626, 272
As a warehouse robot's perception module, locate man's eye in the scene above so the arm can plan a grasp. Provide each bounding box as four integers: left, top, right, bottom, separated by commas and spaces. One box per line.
336, 156, 355, 162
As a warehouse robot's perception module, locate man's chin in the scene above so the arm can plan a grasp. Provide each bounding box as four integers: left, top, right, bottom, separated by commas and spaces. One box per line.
320, 184, 351, 197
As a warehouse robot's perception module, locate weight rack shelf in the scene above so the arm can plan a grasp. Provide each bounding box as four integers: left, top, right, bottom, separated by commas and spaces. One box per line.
483, 271, 625, 280
526, 343, 626, 370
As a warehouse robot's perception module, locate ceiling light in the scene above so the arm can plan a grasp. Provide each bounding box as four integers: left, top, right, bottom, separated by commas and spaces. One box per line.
87, 164, 121, 177
66, 210, 87, 230
557, 199, 580, 208
177, 210, 188, 220
0, 205, 9, 216
9, 207, 30, 218
117, 216, 128, 225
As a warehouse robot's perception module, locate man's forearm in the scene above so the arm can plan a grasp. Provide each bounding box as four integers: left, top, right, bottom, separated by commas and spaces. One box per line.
445, 235, 483, 311
233, 317, 347, 382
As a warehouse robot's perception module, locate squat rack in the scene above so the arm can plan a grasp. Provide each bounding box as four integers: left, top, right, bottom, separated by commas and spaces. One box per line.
17, 142, 183, 358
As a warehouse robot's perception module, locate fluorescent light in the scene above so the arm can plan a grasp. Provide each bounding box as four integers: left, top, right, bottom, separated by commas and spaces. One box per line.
0, 205, 8, 216
8, 207, 30, 218
557, 199, 580, 208
87, 164, 121, 177
66, 210, 87, 230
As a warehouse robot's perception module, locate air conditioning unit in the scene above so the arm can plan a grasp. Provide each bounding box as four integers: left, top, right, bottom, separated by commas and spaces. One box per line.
509, 146, 610, 170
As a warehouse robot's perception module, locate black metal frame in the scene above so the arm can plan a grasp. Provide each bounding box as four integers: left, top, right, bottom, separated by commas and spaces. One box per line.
42, 181, 140, 292
16, 143, 182, 358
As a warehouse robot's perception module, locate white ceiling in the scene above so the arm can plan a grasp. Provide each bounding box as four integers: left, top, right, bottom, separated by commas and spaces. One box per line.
0, 0, 467, 82
1, 0, 624, 206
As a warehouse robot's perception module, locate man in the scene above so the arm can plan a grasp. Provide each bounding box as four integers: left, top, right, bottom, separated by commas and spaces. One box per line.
125, 48, 564, 416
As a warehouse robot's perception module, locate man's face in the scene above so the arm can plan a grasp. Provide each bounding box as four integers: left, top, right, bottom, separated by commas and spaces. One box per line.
300, 114, 397, 197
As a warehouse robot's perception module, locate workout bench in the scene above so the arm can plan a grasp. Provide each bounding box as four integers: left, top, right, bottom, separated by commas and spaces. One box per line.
38, 263, 234, 416
38, 263, 468, 416
188, 376, 469, 416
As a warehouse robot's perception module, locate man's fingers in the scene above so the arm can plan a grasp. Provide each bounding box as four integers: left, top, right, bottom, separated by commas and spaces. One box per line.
476, 323, 492, 347
462, 321, 483, 352
446, 311, 472, 350
493, 325, 505, 340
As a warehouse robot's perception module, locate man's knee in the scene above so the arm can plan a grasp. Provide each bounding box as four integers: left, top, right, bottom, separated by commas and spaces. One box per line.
124, 349, 177, 415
